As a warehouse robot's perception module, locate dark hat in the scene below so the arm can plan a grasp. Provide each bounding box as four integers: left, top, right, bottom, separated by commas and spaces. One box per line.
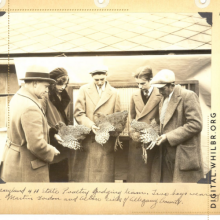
49, 67, 68, 81
20, 65, 56, 83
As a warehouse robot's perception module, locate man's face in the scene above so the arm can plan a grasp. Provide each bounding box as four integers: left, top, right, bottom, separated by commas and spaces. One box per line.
93, 74, 107, 88
34, 81, 50, 99
135, 78, 151, 95
158, 85, 173, 98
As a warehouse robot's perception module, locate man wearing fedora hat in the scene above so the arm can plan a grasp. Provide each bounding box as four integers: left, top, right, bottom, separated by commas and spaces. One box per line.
0, 65, 60, 182
149, 69, 204, 183
71, 65, 121, 182
128, 66, 161, 182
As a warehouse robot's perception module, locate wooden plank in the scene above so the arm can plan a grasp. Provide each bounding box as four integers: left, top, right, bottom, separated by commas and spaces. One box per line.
0, 73, 7, 94
0, 50, 211, 58
0, 94, 15, 97
0, 97, 6, 128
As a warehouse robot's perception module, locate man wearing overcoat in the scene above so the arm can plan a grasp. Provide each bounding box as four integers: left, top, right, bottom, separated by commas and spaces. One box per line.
150, 69, 204, 183
128, 66, 161, 182
0, 65, 60, 182
72, 66, 121, 182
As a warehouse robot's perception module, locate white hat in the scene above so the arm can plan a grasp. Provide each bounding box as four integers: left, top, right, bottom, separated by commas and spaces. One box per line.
89, 65, 108, 75
150, 69, 175, 88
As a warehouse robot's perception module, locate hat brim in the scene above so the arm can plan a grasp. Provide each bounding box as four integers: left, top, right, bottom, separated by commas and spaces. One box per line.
151, 83, 167, 88
19, 77, 56, 83
89, 70, 107, 75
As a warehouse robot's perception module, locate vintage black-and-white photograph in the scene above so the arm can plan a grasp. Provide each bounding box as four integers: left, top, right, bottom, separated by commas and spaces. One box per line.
0, 54, 211, 183
0, 12, 211, 184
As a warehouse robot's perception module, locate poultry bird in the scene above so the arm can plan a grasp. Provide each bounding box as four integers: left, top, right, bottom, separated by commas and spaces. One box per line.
55, 121, 91, 150
130, 119, 160, 163
93, 110, 128, 151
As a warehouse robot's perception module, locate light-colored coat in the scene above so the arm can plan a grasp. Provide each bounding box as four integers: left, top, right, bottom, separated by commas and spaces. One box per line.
151, 85, 204, 183
0, 87, 56, 182
74, 81, 121, 128
128, 87, 161, 182
71, 81, 120, 182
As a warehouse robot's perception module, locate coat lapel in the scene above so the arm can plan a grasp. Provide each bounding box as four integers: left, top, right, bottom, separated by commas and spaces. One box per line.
133, 90, 145, 114
159, 97, 164, 133
87, 82, 100, 107
138, 87, 161, 120
159, 97, 164, 116
94, 82, 114, 112
17, 87, 46, 116
163, 85, 182, 128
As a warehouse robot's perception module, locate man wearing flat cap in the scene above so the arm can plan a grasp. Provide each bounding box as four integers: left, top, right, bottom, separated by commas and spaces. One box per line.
72, 66, 121, 182
128, 66, 161, 182
0, 65, 60, 182
150, 69, 204, 183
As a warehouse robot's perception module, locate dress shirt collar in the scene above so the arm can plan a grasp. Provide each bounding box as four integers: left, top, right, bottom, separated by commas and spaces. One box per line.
148, 86, 153, 96
141, 86, 153, 97
168, 90, 174, 102
96, 82, 106, 95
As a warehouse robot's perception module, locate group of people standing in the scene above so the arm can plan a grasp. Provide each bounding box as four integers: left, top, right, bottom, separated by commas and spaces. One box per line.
0, 64, 204, 183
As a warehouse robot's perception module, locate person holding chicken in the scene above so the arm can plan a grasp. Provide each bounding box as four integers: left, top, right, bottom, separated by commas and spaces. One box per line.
0, 65, 60, 182
150, 69, 204, 183
72, 65, 121, 182
128, 66, 161, 182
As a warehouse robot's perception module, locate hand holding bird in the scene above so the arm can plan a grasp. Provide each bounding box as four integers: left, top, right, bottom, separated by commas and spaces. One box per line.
130, 119, 159, 163
93, 110, 128, 151
55, 121, 91, 150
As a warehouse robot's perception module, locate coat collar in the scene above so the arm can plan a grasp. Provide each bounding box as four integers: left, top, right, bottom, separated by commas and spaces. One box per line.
17, 86, 45, 116
87, 82, 101, 106
133, 88, 161, 120
86, 81, 114, 112
138, 87, 161, 120
48, 89, 70, 125
133, 89, 145, 113
162, 84, 182, 128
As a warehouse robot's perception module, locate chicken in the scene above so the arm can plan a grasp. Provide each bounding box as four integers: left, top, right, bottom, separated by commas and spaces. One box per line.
55, 121, 91, 150
130, 119, 159, 163
94, 110, 128, 151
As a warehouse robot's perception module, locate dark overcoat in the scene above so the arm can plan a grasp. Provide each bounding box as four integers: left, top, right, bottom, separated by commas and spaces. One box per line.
127, 87, 161, 182
41, 89, 71, 182
151, 85, 204, 183
0, 87, 56, 182
71, 81, 121, 182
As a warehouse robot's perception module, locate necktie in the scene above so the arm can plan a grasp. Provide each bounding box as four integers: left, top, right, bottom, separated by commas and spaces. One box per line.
143, 90, 148, 98
160, 97, 169, 124
142, 90, 149, 104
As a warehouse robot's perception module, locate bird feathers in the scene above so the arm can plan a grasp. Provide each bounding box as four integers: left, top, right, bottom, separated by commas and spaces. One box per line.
130, 119, 159, 164
130, 119, 159, 144
94, 111, 128, 150
55, 121, 91, 150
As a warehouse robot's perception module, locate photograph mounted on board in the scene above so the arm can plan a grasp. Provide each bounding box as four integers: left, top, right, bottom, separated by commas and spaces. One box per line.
0, 12, 211, 183
0, 7, 216, 215
0, 54, 211, 184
